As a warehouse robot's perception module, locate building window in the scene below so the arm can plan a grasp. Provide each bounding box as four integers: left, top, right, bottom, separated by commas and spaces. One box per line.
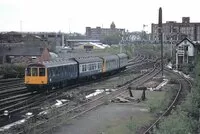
184, 46, 188, 51
178, 46, 184, 50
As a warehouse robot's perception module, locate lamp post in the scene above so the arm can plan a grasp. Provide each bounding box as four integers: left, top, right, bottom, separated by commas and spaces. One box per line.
170, 37, 173, 58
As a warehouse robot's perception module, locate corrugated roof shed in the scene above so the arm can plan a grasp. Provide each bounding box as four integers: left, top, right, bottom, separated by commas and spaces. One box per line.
6, 47, 43, 56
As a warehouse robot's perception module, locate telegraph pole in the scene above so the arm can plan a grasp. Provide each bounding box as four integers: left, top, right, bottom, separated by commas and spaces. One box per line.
158, 7, 164, 76
20, 20, 22, 32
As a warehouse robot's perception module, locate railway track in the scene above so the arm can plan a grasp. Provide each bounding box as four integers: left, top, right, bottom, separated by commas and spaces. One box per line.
12, 58, 161, 134
0, 78, 24, 91
0, 53, 154, 133
0, 78, 22, 83
143, 68, 192, 134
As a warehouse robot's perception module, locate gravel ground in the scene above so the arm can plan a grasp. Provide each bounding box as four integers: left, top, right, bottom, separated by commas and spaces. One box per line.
52, 72, 179, 134
54, 103, 150, 134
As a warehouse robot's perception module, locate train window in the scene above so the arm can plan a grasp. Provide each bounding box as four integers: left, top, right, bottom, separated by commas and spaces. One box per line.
93, 64, 95, 70
72, 65, 74, 72
39, 68, 45, 76
60, 67, 63, 76
82, 65, 84, 72
84, 64, 87, 71
82, 64, 87, 72
95, 64, 97, 70
98, 63, 101, 69
26, 68, 31, 76
32, 68, 38, 76
52, 68, 55, 77
90, 64, 92, 70
48, 69, 51, 77
65, 66, 68, 75
56, 67, 59, 76
72, 66, 74, 72
58, 67, 60, 75
89, 64, 92, 70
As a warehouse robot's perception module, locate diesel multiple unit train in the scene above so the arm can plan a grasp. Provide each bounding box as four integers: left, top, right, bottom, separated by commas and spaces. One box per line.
24, 53, 128, 90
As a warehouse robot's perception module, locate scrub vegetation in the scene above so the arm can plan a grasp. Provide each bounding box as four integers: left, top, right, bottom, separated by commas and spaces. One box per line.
0, 63, 26, 78
155, 55, 200, 134
103, 44, 134, 58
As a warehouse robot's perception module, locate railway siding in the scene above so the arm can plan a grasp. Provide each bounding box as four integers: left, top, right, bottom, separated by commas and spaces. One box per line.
143, 68, 192, 134
0, 53, 155, 133
16, 58, 160, 134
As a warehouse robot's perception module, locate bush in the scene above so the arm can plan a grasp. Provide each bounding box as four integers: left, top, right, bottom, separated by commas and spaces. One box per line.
156, 110, 194, 134
147, 88, 177, 113
156, 55, 200, 133
0, 64, 26, 78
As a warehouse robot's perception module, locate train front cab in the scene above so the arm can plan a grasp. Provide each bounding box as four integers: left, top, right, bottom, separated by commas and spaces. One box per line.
25, 65, 48, 89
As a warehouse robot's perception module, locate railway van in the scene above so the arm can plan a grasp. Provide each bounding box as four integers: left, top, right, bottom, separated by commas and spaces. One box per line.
117, 53, 128, 69
74, 57, 103, 78
101, 55, 119, 73
25, 53, 128, 90
25, 60, 78, 89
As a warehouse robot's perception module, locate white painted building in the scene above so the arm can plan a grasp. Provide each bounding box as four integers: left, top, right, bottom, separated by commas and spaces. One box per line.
175, 37, 199, 69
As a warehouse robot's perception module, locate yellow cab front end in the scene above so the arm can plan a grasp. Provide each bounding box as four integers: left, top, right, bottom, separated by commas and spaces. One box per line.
25, 64, 48, 85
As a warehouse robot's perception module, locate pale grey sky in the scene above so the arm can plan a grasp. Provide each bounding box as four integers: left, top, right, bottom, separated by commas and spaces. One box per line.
0, 0, 199, 34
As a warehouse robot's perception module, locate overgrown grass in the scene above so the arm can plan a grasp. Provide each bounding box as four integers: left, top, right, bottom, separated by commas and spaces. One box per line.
155, 109, 194, 134
146, 87, 178, 114
145, 91, 166, 113
104, 112, 153, 134
103, 45, 134, 58
154, 55, 200, 133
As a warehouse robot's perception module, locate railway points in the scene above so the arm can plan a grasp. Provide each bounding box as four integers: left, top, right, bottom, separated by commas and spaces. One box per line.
0, 50, 191, 134
0, 52, 150, 132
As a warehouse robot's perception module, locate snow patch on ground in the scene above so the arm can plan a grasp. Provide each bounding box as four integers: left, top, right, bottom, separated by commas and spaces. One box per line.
0, 113, 33, 132
149, 79, 169, 91
173, 70, 193, 80
85, 89, 116, 99
86, 89, 104, 99
0, 98, 69, 132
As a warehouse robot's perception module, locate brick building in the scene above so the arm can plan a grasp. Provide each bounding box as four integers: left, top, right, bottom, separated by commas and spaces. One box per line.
86, 22, 125, 40
0, 47, 51, 64
151, 17, 200, 43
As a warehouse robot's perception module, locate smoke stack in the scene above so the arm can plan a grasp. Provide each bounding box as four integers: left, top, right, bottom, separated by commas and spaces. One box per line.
158, 7, 164, 76
61, 33, 65, 47
158, 7, 162, 40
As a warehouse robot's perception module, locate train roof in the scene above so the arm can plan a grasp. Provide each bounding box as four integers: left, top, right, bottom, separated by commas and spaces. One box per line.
117, 53, 128, 58
43, 59, 77, 68
100, 54, 119, 60
27, 59, 77, 68
74, 56, 102, 64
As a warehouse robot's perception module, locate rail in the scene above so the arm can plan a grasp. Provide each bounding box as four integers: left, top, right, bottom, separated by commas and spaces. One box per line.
143, 68, 192, 134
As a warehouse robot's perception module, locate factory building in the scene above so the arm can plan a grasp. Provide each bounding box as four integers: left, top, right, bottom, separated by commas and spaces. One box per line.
86, 22, 125, 40
151, 17, 200, 43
